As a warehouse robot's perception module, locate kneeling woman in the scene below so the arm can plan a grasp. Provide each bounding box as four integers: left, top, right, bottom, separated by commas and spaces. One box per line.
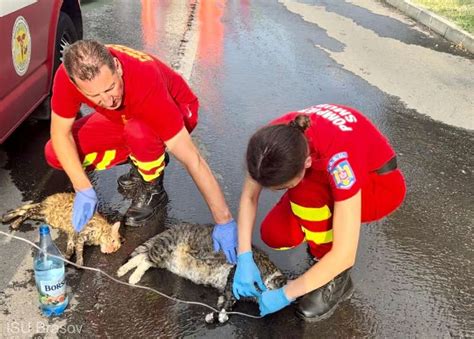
232, 104, 406, 321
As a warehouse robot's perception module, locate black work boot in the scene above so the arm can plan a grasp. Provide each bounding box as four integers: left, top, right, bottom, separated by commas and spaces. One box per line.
296, 268, 354, 322
118, 153, 170, 192
124, 175, 168, 227
117, 160, 141, 191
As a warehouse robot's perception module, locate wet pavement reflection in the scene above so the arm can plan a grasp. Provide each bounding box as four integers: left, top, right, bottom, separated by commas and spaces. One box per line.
0, 0, 472, 338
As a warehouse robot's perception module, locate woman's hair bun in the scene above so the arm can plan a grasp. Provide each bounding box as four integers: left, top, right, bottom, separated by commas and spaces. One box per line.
289, 114, 311, 133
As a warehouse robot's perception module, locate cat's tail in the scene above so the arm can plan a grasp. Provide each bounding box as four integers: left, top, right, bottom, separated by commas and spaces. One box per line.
1, 201, 40, 229
117, 253, 154, 285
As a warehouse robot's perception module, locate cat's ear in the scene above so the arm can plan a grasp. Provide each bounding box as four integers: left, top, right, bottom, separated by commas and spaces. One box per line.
112, 221, 121, 233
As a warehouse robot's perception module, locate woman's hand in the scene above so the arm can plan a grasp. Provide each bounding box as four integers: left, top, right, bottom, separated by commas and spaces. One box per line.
232, 251, 267, 298
258, 287, 293, 316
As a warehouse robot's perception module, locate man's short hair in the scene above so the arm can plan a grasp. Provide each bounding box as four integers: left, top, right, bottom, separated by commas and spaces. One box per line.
63, 40, 116, 83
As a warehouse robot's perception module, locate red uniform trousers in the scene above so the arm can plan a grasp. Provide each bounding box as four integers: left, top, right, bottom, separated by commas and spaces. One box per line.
44, 101, 198, 181
260, 169, 406, 259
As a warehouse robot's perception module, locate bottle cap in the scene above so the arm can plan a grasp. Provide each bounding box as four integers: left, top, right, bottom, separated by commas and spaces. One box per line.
39, 225, 50, 235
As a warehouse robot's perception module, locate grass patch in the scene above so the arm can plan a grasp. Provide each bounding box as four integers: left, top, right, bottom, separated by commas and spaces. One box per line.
410, 0, 474, 33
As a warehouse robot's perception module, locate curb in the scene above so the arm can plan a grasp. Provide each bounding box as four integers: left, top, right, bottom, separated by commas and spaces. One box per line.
384, 0, 474, 54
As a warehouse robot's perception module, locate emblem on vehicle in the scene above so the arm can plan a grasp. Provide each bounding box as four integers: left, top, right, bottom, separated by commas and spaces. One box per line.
11, 16, 31, 76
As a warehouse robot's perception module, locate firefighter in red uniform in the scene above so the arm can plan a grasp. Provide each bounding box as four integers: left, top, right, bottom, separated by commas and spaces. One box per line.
44, 40, 237, 263
232, 104, 406, 320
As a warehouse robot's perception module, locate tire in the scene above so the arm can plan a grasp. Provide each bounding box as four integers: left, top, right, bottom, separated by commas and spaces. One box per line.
53, 12, 79, 75
32, 12, 79, 120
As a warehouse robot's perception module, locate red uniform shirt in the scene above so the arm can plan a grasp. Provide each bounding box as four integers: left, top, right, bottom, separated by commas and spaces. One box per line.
262, 105, 403, 258
271, 104, 395, 202
51, 45, 198, 142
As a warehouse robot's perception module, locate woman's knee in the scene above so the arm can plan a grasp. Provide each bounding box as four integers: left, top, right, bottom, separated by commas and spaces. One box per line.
260, 207, 304, 250
362, 169, 406, 222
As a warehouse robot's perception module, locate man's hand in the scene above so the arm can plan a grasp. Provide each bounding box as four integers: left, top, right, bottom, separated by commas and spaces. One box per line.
212, 219, 238, 264
232, 251, 267, 299
72, 188, 98, 232
258, 287, 293, 316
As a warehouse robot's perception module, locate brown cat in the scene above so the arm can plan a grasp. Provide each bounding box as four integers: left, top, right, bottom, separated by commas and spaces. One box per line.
1, 193, 122, 266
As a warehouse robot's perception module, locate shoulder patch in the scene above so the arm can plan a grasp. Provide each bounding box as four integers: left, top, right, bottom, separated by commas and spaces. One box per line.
330, 160, 356, 190
327, 152, 348, 171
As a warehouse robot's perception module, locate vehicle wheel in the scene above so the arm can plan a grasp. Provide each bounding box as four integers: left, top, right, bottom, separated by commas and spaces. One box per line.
32, 12, 79, 120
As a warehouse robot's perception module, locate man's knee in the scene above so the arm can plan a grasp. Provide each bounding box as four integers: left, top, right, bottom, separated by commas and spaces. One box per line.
44, 141, 63, 170
123, 120, 165, 160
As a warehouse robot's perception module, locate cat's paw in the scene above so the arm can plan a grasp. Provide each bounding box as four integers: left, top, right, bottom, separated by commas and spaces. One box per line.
75, 258, 84, 267
205, 312, 216, 324
218, 309, 229, 323
10, 221, 22, 230
128, 271, 142, 285
116, 265, 127, 277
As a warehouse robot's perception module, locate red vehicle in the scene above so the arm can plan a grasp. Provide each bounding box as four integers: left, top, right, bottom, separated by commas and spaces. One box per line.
0, 0, 82, 143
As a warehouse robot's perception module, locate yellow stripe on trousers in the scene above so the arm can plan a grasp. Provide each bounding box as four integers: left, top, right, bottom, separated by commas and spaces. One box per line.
290, 201, 333, 244
82, 152, 98, 168
290, 201, 332, 221
130, 154, 166, 182
273, 227, 333, 250
96, 150, 116, 170
130, 154, 165, 170
139, 165, 165, 182
301, 227, 333, 244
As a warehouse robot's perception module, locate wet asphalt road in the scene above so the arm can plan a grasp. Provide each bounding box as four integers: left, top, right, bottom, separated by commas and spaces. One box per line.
0, 0, 473, 338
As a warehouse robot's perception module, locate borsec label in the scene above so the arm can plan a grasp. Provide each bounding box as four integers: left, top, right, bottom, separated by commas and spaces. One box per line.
11, 16, 32, 76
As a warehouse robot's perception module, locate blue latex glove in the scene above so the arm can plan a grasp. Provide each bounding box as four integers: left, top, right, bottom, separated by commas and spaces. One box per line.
72, 188, 98, 233
258, 287, 293, 317
232, 251, 267, 299
212, 219, 238, 264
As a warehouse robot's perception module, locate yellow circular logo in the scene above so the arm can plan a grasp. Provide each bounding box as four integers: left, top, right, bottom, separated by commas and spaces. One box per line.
11, 16, 31, 76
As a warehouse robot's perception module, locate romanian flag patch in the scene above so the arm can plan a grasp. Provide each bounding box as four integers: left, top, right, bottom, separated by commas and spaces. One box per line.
330, 159, 356, 190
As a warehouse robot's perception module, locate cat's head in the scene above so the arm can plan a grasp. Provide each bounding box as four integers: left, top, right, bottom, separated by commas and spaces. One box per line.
99, 221, 123, 254
264, 271, 287, 290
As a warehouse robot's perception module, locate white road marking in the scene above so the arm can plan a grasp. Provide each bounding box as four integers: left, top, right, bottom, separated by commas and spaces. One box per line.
177, 3, 200, 81
281, 0, 474, 130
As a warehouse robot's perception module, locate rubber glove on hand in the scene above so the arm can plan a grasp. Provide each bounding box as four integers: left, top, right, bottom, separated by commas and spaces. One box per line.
72, 187, 98, 233
212, 219, 238, 264
258, 287, 293, 317
232, 251, 267, 299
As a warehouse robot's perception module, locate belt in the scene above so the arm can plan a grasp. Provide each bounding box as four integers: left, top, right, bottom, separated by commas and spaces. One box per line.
376, 156, 397, 175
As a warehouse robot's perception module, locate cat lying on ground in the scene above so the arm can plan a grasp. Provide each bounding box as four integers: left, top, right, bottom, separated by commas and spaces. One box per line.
117, 221, 286, 323
1, 193, 122, 266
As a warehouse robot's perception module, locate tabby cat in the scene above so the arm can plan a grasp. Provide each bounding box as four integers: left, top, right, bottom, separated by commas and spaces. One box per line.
117, 222, 286, 323
1, 193, 122, 266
